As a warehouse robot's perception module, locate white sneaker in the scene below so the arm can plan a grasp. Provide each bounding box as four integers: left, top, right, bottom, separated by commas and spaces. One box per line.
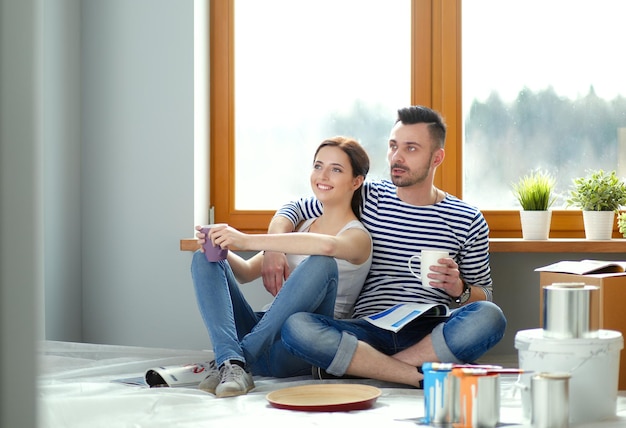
198, 362, 220, 394
215, 361, 255, 398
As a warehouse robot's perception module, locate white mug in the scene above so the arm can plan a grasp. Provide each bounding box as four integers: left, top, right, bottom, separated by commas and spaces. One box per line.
408, 250, 449, 286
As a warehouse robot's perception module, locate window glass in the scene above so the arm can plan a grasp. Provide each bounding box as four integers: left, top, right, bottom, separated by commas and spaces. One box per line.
463, 0, 626, 209
234, 0, 411, 209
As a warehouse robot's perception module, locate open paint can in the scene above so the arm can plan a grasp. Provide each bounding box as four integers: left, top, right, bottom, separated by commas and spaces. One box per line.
451, 368, 500, 428
423, 363, 455, 424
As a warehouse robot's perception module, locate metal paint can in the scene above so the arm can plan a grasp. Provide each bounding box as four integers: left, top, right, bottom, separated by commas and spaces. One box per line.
423, 362, 456, 424
531, 372, 570, 428
543, 283, 599, 339
451, 368, 500, 428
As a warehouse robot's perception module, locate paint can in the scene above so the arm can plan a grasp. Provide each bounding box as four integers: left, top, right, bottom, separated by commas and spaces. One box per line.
451, 368, 500, 428
543, 283, 599, 339
531, 372, 570, 428
422, 362, 457, 424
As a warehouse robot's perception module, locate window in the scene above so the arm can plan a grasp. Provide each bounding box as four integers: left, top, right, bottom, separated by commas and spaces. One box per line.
463, 0, 626, 210
233, 0, 411, 210
210, 0, 433, 232
462, 0, 626, 237
210, 0, 625, 237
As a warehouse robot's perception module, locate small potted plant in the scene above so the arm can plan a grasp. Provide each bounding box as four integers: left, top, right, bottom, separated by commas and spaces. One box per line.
512, 170, 556, 239
566, 169, 626, 239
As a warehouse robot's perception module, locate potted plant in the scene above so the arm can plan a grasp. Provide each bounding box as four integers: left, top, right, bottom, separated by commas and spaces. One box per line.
512, 170, 556, 239
566, 169, 626, 239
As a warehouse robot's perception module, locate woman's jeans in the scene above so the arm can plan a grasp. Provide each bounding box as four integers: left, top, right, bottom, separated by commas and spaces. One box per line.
281, 301, 507, 376
191, 251, 338, 377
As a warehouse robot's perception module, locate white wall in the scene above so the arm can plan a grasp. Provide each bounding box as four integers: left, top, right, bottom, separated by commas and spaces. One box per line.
79, 0, 209, 348
20, 0, 271, 354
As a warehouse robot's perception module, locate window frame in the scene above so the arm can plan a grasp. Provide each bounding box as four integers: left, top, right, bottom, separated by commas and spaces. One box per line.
210, 0, 589, 237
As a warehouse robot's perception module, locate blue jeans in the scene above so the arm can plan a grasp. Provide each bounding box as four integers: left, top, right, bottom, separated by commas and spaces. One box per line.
190, 251, 338, 377
281, 301, 506, 376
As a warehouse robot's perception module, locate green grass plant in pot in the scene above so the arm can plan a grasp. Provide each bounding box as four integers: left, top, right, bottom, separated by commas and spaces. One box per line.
566, 169, 626, 239
512, 170, 556, 240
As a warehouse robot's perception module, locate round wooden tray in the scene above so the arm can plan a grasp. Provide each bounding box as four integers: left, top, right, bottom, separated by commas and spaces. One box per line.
266, 383, 381, 412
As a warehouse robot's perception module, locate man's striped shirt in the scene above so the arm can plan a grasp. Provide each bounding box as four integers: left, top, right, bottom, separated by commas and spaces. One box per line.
276, 180, 493, 318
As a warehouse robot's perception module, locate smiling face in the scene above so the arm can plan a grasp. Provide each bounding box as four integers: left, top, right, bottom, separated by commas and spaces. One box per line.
310, 145, 363, 207
387, 122, 444, 188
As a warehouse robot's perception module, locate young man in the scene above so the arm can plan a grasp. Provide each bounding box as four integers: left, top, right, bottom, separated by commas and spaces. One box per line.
262, 106, 506, 387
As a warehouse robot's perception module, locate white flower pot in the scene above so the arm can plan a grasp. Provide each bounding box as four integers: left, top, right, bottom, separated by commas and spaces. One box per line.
520, 210, 552, 240
582, 211, 615, 240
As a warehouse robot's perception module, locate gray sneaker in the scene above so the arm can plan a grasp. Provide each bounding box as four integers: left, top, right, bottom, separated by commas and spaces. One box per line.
198, 360, 220, 394
215, 361, 255, 398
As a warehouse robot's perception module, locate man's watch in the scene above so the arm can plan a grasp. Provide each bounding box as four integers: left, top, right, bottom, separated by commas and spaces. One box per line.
454, 281, 471, 304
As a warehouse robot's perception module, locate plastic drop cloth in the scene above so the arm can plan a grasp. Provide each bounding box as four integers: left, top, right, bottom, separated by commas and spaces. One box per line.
38, 340, 626, 428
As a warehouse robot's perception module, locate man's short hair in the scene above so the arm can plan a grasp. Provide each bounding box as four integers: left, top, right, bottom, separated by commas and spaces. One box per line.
396, 106, 446, 148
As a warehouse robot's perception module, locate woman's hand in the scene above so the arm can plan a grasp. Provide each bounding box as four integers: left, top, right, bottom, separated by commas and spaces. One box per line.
194, 225, 207, 253
208, 223, 249, 250
261, 251, 290, 296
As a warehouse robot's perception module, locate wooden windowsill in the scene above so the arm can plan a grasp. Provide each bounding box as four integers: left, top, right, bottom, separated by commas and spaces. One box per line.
180, 239, 200, 252
180, 238, 626, 253
489, 238, 626, 253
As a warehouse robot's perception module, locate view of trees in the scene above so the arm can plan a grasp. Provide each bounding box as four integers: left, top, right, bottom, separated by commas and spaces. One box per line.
464, 87, 626, 208
236, 90, 626, 211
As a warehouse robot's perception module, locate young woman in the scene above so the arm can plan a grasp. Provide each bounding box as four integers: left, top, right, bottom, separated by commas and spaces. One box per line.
190, 136, 372, 398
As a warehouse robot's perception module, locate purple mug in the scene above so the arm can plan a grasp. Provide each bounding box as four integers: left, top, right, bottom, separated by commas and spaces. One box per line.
201, 226, 228, 262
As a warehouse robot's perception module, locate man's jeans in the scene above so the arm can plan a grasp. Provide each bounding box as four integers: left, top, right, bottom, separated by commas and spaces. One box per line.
281, 301, 507, 376
191, 251, 338, 377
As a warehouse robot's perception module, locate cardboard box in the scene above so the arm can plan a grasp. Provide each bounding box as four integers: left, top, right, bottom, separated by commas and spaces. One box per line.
539, 270, 626, 390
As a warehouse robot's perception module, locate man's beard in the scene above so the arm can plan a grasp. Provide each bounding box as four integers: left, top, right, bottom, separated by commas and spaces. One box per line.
389, 154, 433, 187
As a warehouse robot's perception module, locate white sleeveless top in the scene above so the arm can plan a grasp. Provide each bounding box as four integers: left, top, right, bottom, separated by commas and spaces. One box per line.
285, 218, 373, 319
